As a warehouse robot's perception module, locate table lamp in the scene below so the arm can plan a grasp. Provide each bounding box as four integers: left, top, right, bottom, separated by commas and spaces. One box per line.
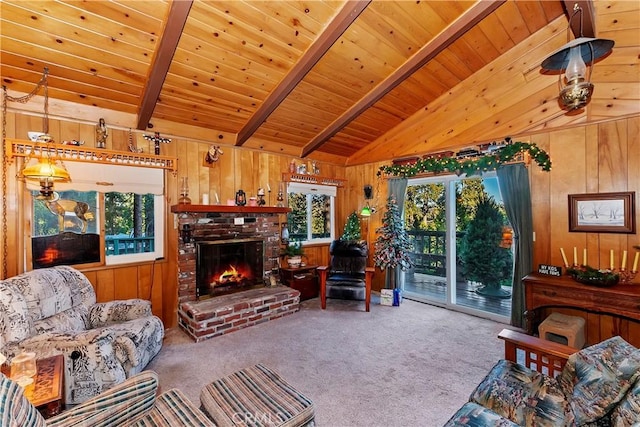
10, 351, 37, 387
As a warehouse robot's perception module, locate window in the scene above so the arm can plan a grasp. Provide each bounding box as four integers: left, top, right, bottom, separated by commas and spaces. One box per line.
29, 162, 164, 267
287, 182, 335, 244
105, 192, 164, 265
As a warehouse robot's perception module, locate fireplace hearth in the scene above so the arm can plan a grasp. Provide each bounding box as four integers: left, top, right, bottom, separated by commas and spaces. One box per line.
173, 206, 300, 342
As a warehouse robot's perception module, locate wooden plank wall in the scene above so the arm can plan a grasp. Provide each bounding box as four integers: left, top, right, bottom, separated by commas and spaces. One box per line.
3, 110, 638, 341
345, 114, 640, 344
0, 111, 345, 328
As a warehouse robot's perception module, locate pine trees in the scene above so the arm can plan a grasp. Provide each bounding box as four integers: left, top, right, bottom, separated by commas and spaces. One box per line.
374, 196, 414, 289
459, 194, 512, 298
341, 212, 361, 241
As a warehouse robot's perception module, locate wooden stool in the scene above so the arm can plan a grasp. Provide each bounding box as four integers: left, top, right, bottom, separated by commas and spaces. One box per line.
538, 312, 586, 349
200, 364, 315, 427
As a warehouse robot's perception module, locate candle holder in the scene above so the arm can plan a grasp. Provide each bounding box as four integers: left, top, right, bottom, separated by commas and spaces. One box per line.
276, 189, 284, 207
179, 177, 191, 205
613, 269, 637, 284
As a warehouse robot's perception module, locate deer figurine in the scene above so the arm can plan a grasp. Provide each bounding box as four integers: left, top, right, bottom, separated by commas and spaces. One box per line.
43, 198, 95, 234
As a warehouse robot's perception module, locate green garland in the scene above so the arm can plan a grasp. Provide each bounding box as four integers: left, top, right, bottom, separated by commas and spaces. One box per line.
567, 265, 619, 287
377, 139, 552, 178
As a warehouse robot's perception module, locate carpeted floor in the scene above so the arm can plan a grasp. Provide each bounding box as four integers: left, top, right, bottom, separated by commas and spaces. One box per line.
147, 296, 509, 426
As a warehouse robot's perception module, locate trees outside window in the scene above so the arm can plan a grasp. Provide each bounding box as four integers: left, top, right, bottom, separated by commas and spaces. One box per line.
31, 190, 163, 267
286, 183, 335, 244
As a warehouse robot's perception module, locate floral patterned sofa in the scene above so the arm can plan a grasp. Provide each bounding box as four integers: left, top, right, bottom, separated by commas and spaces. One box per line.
0, 266, 164, 404
444, 329, 640, 426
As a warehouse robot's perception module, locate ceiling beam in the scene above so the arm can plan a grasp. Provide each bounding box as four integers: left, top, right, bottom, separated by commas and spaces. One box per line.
136, 0, 193, 130
234, 0, 371, 147
562, 0, 596, 38
301, 0, 505, 158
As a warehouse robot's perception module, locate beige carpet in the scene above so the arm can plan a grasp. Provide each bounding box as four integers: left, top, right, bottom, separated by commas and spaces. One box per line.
147, 296, 509, 426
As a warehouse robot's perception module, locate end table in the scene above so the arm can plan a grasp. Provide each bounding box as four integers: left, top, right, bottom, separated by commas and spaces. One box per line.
280, 265, 319, 301
2, 354, 65, 418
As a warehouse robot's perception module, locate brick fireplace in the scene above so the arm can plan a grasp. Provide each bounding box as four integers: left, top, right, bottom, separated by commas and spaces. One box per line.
172, 205, 300, 342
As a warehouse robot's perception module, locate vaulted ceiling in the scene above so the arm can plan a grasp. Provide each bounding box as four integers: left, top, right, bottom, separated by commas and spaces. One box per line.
1, 1, 638, 165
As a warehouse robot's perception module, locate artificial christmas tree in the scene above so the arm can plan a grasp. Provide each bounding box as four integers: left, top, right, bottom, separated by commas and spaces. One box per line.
374, 196, 414, 291
459, 194, 512, 298
341, 212, 361, 241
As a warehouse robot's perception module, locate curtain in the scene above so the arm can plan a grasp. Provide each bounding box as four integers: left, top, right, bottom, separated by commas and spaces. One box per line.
385, 178, 408, 290
497, 164, 533, 328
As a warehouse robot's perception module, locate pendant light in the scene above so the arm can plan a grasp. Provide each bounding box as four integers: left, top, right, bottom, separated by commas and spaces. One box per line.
12, 68, 71, 195
540, 3, 614, 111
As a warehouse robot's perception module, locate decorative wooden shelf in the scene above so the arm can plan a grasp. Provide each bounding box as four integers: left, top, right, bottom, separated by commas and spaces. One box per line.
171, 204, 290, 214
5, 138, 177, 173
282, 172, 345, 187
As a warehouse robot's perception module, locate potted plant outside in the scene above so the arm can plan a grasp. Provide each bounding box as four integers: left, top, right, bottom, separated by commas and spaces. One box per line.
459, 194, 512, 298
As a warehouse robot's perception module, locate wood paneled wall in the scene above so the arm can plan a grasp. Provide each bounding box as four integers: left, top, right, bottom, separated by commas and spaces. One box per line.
3, 109, 638, 337
344, 114, 640, 343
0, 112, 345, 328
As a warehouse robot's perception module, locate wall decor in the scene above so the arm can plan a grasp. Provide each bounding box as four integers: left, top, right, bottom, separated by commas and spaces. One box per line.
568, 191, 636, 233
204, 145, 223, 165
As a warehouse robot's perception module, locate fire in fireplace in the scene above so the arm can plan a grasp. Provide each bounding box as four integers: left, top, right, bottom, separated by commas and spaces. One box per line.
196, 238, 264, 299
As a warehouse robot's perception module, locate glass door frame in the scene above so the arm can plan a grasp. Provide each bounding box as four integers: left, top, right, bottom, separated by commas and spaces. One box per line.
404, 172, 510, 324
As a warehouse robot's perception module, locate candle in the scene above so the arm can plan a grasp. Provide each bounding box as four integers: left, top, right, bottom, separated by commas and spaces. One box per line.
583, 248, 587, 266
610, 249, 614, 270
622, 250, 627, 270
267, 183, 271, 192
573, 247, 577, 266
633, 252, 639, 273
202, 194, 209, 205
560, 248, 569, 267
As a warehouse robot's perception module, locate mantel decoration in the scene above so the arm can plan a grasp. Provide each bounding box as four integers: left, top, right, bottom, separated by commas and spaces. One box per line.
143, 132, 171, 155
567, 265, 620, 288
377, 138, 551, 178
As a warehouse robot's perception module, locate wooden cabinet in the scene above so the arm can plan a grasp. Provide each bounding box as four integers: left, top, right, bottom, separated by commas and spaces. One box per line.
280, 265, 318, 301
523, 274, 640, 347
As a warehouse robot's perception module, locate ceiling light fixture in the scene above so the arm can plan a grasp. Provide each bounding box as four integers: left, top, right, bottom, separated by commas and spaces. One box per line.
541, 3, 614, 111
3, 67, 71, 197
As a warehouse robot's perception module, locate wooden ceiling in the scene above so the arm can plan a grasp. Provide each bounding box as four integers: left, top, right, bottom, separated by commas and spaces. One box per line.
1, 1, 638, 165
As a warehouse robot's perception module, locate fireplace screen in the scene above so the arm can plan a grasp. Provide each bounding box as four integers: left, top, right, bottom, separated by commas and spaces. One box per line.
196, 238, 264, 299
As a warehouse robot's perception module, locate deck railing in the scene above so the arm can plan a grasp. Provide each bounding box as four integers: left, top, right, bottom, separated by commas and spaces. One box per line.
105, 237, 154, 255
406, 230, 465, 276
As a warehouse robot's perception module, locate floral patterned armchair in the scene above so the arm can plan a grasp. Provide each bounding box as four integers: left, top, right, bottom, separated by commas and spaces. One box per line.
0, 266, 164, 404
445, 330, 640, 426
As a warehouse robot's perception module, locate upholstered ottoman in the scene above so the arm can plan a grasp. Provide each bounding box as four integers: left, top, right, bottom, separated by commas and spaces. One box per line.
200, 364, 315, 427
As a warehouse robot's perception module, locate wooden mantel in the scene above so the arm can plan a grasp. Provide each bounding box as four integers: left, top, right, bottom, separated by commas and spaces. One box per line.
170, 204, 290, 214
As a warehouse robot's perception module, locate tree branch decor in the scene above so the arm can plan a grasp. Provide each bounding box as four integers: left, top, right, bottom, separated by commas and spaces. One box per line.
377, 138, 552, 178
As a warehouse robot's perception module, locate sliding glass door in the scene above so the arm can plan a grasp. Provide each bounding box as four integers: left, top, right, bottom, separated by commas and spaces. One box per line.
403, 174, 512, 322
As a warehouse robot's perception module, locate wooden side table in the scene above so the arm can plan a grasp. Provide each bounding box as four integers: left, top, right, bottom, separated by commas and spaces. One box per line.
2, 354, 65, 418
280, 265, 319, 301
